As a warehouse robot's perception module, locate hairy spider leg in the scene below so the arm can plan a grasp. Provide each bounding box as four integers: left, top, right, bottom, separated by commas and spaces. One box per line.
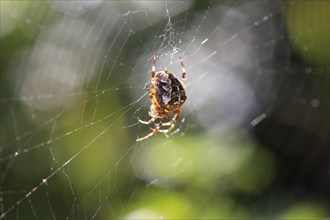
179, 57, 186, 85
155, 112, 177, 127
145, 84, 152, 99
138, 113, 158, 125
163, 110, 181, 133
150, 109, 181, 134
167, 110, 181, 133
136, 118, 165, 141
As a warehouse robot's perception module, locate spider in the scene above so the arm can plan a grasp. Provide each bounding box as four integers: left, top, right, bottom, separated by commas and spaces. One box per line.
136, 54, 187, 141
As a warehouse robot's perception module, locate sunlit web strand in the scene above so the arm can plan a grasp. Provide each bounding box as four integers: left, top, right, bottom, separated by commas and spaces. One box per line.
181, 0, 213, 57
65, 143, 137, 220
0, 90, 146, 219
0, 93, 147, 163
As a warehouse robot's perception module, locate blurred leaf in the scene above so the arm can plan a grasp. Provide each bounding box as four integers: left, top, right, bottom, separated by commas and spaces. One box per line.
285, 1, 330, 66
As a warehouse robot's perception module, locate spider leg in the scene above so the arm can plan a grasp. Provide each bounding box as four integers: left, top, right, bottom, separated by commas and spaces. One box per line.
138, 114, 158, 125
149, 127, 170, 132
136, 118, 164, 141
165, 111, 181, 133
145, 84, 152, 99
179, 57, 186, 85
151, 112, 181, 134
158, 122, 171, 126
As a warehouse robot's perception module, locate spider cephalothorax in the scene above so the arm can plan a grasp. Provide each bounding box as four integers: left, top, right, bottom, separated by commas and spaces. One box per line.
136, 55, 187, 141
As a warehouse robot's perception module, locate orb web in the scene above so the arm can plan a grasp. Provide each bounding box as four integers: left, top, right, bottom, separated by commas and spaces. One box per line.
1, 1, 329, 219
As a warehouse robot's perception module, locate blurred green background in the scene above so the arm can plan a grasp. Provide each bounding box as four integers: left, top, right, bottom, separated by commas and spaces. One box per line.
1, 1, 329, 219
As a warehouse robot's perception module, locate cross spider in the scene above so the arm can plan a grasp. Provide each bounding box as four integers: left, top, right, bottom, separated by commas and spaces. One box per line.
136, 54, 187, 141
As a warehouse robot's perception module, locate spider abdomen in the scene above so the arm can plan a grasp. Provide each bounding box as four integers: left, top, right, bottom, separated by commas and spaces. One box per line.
154, 71, 186, 111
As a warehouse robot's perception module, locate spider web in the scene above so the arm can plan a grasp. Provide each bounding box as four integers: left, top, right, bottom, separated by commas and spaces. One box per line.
1, 0, 329, 219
